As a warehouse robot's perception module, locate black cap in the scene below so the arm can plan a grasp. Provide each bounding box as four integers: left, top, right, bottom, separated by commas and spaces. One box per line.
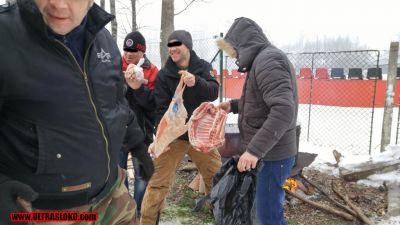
167, 30, 193, 50
123, 31, 146, 52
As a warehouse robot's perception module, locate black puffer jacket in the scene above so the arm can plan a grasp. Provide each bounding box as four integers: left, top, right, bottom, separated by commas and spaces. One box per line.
226, 17, 298, 160
0, 0, 144, 209
154, 51, 219, 140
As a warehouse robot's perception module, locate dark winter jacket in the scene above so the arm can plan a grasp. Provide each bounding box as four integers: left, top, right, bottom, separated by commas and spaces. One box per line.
154, 51, 219, 140
123, 55, 159, 145
124, 56, 158, 112
0, 0, 145, 209
226, 17, 298, 160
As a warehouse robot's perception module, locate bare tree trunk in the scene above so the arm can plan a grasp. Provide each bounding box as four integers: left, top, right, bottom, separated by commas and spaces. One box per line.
110, 0, 117, 41
160, 0, 174, 66
131, 0, 137, 32
100, 0, 105, 10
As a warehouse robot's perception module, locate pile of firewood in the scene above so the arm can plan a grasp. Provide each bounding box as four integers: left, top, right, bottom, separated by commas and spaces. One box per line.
285, 174, 375, 225
283, 149, 394, 225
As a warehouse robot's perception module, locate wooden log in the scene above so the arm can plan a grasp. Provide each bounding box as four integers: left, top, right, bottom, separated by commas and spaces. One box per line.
387, 182, 400, 216
332, 185, 375, 225
333, 150, 343, 166
285, 190, 356, 221
189, 173, 205, 194
300, 174, 357, 217
189, 173, 200, 191
340, 159, 400, 182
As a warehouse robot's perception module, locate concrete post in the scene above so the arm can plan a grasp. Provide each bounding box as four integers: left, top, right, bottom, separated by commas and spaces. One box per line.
381, 42, 399, 152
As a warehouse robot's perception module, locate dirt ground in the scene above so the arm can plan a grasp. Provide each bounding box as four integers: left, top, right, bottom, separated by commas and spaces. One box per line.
128, 161, 389, 225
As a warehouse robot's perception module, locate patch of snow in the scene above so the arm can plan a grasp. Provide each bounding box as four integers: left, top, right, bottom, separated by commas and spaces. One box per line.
376, 216, 400, 225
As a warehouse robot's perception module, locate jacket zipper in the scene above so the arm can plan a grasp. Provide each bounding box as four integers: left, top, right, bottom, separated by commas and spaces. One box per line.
55, 39, 111, 182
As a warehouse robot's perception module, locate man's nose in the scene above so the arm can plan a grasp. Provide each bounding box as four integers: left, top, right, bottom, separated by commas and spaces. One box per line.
48, 0, 68, 10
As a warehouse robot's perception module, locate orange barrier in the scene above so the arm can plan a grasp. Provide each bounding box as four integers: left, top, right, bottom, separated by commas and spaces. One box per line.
221, 78, 400, 108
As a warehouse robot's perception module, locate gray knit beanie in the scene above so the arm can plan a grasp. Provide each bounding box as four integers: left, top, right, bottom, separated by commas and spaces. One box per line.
167, 30, 193, 50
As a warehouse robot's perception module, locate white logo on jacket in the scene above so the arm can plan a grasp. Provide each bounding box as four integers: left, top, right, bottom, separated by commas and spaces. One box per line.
97, 48, 111, 62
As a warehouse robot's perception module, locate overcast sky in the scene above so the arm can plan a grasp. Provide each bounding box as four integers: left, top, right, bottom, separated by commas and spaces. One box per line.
2, 0, 398, 50
118, 0, 400, 50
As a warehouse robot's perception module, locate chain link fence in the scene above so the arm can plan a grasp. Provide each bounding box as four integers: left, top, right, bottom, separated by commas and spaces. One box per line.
145, 35, 399, 155
288, 51, 381, 155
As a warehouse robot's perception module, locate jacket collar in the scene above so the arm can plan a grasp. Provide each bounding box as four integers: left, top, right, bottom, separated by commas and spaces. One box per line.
141, 55, 151, 69
17, 0, 114, 41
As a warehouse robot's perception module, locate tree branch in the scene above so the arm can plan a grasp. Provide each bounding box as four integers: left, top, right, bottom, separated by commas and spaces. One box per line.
300, 174, 357, 217
174, 0, 204, 16
285, 190, 356, 221
332, 183, 375, 225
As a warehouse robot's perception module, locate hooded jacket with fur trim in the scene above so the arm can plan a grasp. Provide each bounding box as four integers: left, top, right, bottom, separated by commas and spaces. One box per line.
221, 17, 298, 160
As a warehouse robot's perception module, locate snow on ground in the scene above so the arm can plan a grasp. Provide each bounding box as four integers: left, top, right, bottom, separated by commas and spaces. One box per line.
376, 216, 400, 225
301, 141, 400, 225
302, 141, 400, 187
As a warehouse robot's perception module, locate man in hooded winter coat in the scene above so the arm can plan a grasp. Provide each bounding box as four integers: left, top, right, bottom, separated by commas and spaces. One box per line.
217, 17, 298, 225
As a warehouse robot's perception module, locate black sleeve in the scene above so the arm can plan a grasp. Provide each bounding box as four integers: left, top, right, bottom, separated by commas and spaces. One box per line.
189, 62, 219, 102
118, 74, 145, 153
153, 72, 173, 127
122, 109, 145, 153
230, 99, 239, 114
132, 85, 155, 111
0, 174, 9, 184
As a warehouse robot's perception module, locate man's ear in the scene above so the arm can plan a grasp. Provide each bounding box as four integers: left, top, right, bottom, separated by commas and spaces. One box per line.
216, 38, 238, 59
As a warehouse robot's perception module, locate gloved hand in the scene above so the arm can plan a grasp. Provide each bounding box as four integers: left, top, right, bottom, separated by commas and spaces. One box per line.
0, 179, 39, 225
130, 143, 155, 182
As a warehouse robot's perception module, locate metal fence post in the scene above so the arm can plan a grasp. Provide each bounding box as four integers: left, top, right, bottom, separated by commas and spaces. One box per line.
381, 42, 399, 152
306, 53, 315, 141
219, 32, 224, 103
369, 52, 380, 155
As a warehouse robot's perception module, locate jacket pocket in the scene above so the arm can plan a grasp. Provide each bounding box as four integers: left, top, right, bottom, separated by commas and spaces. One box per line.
245, 117, 265, 130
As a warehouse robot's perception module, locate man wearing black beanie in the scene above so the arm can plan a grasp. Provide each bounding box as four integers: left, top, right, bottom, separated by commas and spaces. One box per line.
140, 30, 222, 225
121, 31, 159, 221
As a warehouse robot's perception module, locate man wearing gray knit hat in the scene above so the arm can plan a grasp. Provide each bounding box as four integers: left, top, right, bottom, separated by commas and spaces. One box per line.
167, 30, 193, 50
140, 30, 221, 225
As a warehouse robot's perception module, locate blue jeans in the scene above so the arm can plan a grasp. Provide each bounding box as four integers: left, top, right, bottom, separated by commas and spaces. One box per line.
256, 156, 295, 225
118, 150, 148, 216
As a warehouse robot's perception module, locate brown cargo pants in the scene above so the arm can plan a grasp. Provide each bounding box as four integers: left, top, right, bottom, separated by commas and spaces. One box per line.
140, 139, 221, 225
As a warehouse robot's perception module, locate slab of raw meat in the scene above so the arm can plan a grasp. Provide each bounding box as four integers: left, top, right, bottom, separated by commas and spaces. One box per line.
189, 102, 227, 153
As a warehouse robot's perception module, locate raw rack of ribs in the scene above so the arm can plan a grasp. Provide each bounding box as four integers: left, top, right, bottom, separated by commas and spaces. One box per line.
149, 75, 188, 158
188, 102, 227, 153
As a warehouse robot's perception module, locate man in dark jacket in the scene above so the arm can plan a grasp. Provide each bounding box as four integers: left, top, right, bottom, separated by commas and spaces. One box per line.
121, 31, 159, 219
140, 30, 222, 225
0, 0, 153, 224
217, 17, 298, 225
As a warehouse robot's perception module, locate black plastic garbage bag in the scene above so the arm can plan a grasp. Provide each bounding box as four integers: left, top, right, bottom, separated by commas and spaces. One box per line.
210, 156, 258, 225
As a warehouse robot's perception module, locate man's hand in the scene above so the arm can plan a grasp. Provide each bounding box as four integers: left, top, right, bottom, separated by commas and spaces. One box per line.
217, 102, 231, 113
178, 70, 196, 87
124, 64, 143, 90
0, 180, 38, 225
237, 152, 259, 172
